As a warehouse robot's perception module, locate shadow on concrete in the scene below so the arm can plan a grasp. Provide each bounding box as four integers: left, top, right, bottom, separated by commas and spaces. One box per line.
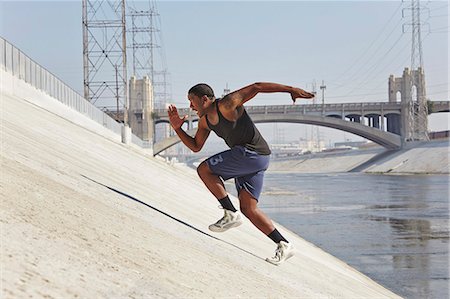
81, 175, 266, 262
349, 150, 400, 172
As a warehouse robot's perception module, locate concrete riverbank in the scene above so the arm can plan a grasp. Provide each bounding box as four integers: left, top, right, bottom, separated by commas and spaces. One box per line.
1, 70, 401, 298
268, 140, 449, 174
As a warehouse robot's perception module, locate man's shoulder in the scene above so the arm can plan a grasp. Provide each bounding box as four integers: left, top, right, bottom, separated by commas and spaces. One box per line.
198, 115, 210, 130
218, 96, 244, 112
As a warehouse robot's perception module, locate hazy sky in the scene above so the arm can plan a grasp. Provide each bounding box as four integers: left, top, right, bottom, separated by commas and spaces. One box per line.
1, 0, 448, 145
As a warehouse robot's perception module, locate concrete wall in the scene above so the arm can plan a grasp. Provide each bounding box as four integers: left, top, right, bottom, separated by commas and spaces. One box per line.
364, 140, 449, 174
129, 76, 154, 142
268, 141, 449, 174
268, 149, 384, 173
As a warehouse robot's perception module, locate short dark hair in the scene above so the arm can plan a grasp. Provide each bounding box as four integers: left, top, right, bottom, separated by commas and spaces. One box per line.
188, 83, 215, 99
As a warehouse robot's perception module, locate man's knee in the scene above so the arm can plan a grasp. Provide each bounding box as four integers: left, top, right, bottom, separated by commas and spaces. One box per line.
239, 189, 259, 218
197, 161, 209, 178
240, 204, 257, 218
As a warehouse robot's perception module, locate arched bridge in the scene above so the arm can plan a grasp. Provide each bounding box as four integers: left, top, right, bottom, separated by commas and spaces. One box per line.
153, 101, 449, 155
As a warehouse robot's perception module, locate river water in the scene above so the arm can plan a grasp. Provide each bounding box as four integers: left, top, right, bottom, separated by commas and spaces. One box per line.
257, 173, 449, 299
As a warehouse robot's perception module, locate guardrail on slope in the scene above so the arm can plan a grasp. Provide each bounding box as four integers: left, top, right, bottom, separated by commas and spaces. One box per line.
0, 37, 149, 148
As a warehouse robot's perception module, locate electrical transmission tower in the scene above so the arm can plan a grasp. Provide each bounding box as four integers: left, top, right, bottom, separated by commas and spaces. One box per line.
128, 1, 170, 110
129, 9, 155, 79
82, 0, 128, 123
129, 3, 157, 81
402, 0, 429, 141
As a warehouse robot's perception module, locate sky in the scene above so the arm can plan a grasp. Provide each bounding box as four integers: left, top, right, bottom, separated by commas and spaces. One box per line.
1, 0, 448, 146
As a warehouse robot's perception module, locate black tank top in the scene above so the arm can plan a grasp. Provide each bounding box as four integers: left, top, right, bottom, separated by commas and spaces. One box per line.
205, 100, 271, 155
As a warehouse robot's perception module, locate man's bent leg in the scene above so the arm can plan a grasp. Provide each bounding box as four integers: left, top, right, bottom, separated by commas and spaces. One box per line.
239, 189, 294, 265
197, 161, 237, 211
197, 161, 242, 232
238, 189, 275, 235
197, 161, 227, 199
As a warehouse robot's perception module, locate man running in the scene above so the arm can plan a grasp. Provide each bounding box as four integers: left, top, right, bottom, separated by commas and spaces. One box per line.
168, 82, 314, 265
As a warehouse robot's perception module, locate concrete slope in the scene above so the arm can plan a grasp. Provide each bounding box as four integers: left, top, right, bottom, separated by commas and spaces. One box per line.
268, 140, 449, 174
349, 149, 399, 173
1, 92, 401, 298
268, 149, 383, 173
363, 140, 449, 174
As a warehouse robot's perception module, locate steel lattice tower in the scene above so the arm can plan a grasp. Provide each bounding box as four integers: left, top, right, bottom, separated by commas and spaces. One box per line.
403, 0, 429, 141
82, 0, 128, 123
129, 7, 156, 79
410, 0, 424, 72
128, 1, 170, 110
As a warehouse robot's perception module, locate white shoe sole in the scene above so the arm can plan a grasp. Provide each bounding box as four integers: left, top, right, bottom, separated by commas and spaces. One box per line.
208, 220, 243, 232
265, 250, 295, 266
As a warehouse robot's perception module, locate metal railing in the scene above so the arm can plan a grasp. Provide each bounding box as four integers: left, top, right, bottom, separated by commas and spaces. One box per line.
0, 37, 147, 146
152, 102, 404, 119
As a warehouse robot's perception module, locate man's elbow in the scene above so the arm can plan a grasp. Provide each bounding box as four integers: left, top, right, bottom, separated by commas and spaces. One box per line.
191, 144, 203, 153
253, 82, 264, 91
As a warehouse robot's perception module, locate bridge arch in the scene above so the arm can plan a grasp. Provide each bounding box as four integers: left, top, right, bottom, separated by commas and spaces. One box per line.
155, 119, 170, 125
153, 114, 401, 156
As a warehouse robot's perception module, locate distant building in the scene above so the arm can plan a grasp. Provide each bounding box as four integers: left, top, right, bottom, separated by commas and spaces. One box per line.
334, 141, 368, 148
303, 140, 325, 153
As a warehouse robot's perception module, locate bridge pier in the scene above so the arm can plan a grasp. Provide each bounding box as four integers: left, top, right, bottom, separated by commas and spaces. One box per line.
386, 114, 401, 135
367, 115, 380, 129
350, 115, 361, 123
373, 116, 380, 129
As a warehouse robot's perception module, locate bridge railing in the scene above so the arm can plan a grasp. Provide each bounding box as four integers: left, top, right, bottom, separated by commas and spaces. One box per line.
152, 102, 404, 118
244, 102, 403, 114
0, 36, 150, 148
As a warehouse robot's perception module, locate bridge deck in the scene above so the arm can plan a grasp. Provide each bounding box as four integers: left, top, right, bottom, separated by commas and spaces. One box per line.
153, 100, 449, 123
151, 100, 449, 155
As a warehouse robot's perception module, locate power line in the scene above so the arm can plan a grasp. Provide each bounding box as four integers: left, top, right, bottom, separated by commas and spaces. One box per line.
327, 91, 386, 99
329, 2, 404, 89
430, 25, 450, 33
426, 90, 450, 96
428, 4, 449, 12
339, 33, 410, 97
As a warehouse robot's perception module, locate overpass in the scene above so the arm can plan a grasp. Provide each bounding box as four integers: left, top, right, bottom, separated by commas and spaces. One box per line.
152, 101, 449, 155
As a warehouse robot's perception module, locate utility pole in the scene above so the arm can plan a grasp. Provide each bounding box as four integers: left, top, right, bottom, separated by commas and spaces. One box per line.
121, 0, 128, 126
223, 83, 231, 97
310, 81, 321, 152
320, 80, 326, 115
115, 64, 119, 120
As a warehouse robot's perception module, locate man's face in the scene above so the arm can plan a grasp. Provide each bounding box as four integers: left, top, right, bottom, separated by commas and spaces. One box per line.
188, 93, 206, 117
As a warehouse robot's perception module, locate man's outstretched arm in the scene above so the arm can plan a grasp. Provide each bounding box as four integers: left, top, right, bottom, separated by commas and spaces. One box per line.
224, 82, 315, 108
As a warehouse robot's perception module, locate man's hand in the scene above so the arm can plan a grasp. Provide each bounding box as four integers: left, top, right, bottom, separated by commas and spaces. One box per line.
168, 104, 187, 130
291, 88, 315, 103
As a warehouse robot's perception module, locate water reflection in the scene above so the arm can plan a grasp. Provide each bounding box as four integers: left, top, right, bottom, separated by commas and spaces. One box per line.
261, 173, 449, 299
366, 215, 432, 240
369, 175, 447, 297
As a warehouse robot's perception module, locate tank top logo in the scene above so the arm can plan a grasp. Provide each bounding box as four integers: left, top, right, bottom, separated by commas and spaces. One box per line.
209, 155, 224, 166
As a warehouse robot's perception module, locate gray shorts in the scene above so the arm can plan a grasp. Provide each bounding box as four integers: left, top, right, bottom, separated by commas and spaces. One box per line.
206, 145, 270, 200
